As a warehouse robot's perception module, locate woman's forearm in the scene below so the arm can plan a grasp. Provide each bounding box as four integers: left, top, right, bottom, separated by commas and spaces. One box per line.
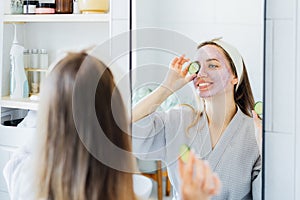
132, 85, 173, 122
132, 55, 194, 122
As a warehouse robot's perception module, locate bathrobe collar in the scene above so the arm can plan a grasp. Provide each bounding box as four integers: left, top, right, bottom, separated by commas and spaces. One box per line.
197, 106, 244, 170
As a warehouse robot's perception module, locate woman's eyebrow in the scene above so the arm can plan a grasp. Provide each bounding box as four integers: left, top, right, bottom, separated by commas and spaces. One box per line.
206, 58, 219, 62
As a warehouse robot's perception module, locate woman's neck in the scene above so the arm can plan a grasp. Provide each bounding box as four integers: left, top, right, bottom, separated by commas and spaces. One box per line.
204, 93, 237, 132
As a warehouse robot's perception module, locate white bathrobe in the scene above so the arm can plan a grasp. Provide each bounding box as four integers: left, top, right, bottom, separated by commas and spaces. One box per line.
3, 142, 35, 200
132, 106, 262, 200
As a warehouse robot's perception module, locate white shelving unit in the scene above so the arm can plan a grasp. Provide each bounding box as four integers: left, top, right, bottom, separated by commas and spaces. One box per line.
1, 14, 111, 111
4, 13, 110, 23
0, 0, 129, 198
0, 3, 118, 199
1, 13, 111, 112
0, 96, 39, 110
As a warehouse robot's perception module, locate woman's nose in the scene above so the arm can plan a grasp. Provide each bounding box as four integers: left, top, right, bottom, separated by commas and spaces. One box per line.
197, 67, 207, 77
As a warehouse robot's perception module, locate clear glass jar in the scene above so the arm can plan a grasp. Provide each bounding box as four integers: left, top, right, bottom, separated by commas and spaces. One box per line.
30, 49, 39, 68
38, 49, 48, 69
11, 0, 23, 14
78, 0, 109, 14
29, 49, 39, 94
23, 49, 31, 69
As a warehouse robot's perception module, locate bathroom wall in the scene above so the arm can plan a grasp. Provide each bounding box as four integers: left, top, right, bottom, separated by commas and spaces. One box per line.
264, 0, 299, 199
133, 0, 264, 102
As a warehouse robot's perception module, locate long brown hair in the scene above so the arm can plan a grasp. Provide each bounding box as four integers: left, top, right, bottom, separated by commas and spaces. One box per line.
198, 41, 255, 117
35, 52, 136, 200
185, 42, 255, 134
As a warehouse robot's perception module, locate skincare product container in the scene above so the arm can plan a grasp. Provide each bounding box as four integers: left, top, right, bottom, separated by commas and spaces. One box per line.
10, 24, 29, 99
78, 0, 109, 14
11, 0, 23, 14
36, 3, 55, 14
23, 0, 38, 14
24, 48, 49, 96
55, 0, 73, 14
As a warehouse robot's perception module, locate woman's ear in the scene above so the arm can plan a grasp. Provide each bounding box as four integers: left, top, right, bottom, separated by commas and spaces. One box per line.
231, 77, 238, 85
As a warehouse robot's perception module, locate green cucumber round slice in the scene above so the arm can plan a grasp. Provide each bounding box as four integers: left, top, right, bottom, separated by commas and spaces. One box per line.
188, 62, 200, 74
254, 101, 263, 115
179, 144, 190, 163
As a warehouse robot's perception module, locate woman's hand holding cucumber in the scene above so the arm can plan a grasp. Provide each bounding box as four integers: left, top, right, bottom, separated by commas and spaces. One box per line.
162, 55, 197, 93
132, 55, 196, 122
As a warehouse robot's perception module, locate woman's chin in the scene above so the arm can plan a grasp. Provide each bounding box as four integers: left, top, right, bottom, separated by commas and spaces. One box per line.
198, 90, 214, 98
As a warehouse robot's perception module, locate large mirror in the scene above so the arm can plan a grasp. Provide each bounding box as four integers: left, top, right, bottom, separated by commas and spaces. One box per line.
130, 0, 264, 199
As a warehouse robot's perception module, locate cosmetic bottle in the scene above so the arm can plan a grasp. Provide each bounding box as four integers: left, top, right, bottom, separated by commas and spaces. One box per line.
10, 24, 29, 99
23, 0, 38, 14
36, 3, 55, 14
55, 0, 73, 13
39, 49, 48, 69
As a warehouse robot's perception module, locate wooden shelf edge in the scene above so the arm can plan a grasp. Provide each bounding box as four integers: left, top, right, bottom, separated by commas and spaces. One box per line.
0, 96, 39, 110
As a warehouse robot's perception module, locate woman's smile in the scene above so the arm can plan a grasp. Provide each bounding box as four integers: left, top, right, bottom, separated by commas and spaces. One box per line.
194, 79, 213, 91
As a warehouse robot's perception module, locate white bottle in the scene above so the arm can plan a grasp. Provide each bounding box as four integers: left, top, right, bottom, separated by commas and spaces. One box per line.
10, 24, 29, 99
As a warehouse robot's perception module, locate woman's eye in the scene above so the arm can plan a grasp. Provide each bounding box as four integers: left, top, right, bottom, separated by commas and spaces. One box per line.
208, 64, 218, 69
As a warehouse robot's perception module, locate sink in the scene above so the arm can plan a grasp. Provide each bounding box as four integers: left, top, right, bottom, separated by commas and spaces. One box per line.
133, 174, 153, 200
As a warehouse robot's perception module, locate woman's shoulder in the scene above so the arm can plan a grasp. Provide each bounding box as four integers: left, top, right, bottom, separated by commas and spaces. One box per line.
236, 108, 254, 124
235, 109, 260, 148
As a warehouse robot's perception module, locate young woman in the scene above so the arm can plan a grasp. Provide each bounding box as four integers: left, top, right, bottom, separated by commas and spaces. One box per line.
132, 38, 262, 200
4, 52, 220, 200
4, 52, 136, 200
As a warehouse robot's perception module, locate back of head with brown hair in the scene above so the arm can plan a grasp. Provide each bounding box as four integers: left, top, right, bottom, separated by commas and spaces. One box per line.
35, 52, 136, 200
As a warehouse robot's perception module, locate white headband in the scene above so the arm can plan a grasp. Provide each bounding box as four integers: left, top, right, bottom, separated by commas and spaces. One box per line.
211, 38, 243, 89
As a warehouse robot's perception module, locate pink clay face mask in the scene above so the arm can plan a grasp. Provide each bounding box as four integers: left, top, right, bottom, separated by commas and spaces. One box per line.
193, 45, 234, 98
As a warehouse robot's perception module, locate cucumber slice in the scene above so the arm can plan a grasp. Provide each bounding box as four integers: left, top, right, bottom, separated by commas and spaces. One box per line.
188, 62, 200, 74
254, 101, 263, 115
179, 144, 190, 163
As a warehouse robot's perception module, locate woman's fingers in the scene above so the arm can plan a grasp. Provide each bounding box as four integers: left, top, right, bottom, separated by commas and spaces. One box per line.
252, 110, 262, 155
179, 152, 221, 200
210, 174, 222, 195
252, 110, 262, 129
202, 161, 215, 192
185, 150, 195, 181
194, 157, 205, 188
178, 156, 185, 179
179, 149, 193, 181
179, 56, 189, 66
171, 55, 189, 71
171, 57, 179, 68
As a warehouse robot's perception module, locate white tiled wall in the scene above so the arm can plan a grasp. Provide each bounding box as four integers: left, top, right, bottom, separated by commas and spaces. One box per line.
111, 0, 129, 20
265, 132, 295, 199
266, 0, 296, 20
270, 19, 296, 134
134, 0, 264, 102
265, 0, 299, 199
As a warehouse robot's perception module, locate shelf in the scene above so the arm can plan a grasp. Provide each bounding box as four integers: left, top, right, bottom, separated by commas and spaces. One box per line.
0, 96, 39, 110
3, 13, 110, 23
25, 68, 48, 72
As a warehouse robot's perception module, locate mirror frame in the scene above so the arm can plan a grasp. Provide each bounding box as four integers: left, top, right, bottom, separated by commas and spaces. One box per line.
129, 0, 266, 199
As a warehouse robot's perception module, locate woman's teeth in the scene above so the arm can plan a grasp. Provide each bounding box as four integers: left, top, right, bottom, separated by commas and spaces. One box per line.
198, 83, 210, 87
